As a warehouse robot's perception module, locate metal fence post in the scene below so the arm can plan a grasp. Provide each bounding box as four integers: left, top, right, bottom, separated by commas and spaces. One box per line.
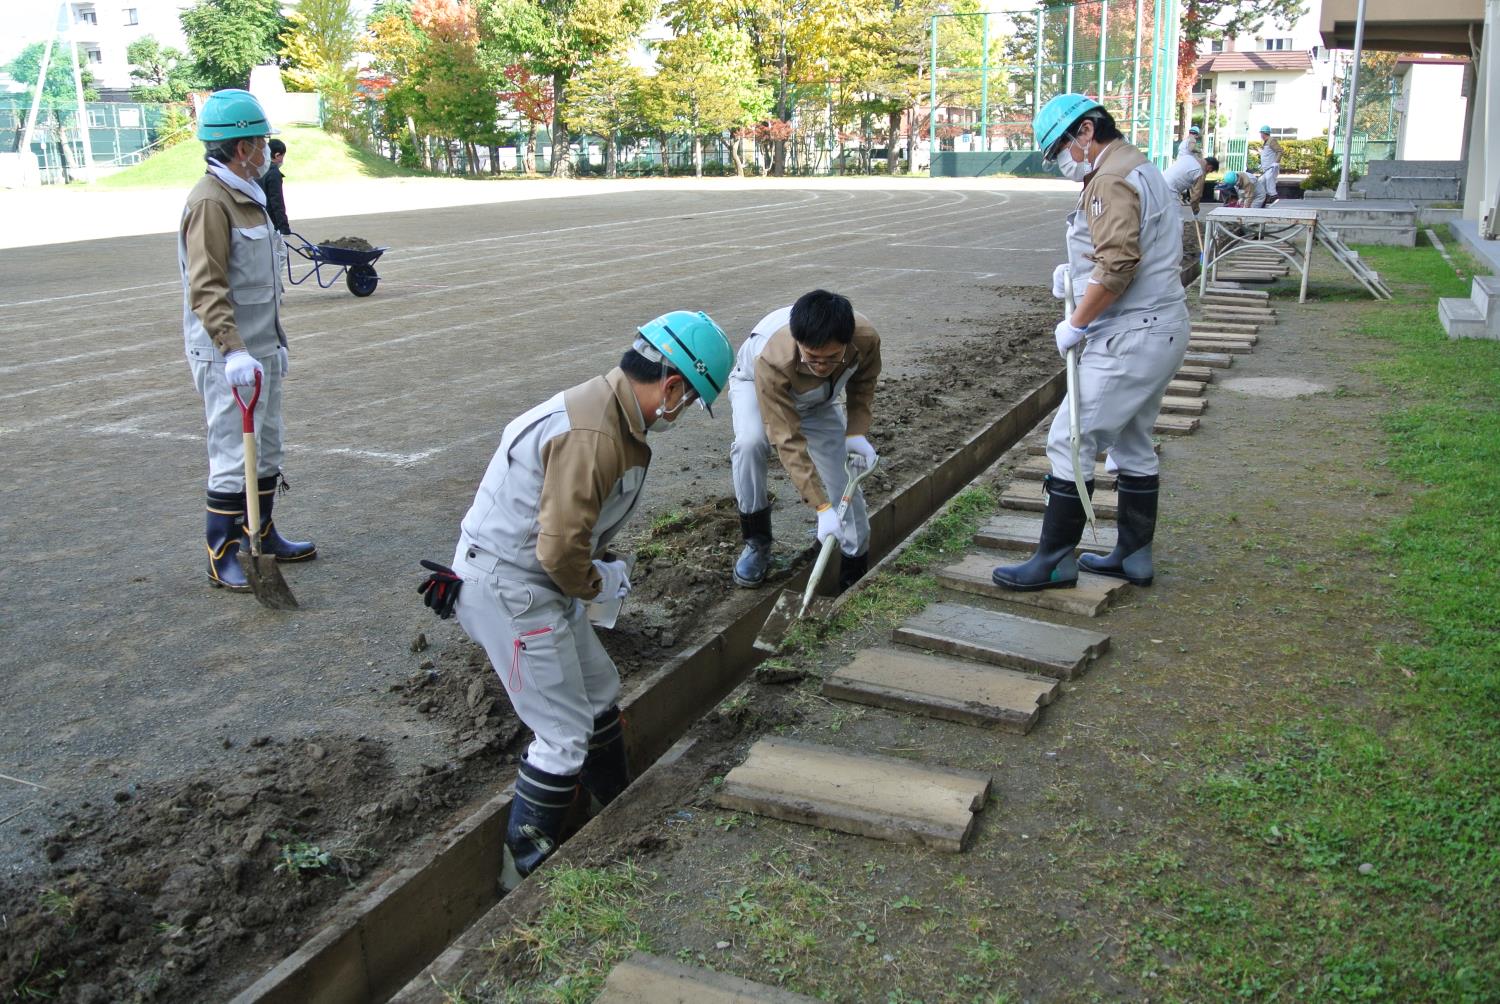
980, 13, 990, 152
1034, 6, 1045, 120
929, 15, 938, 169
1131, 0, 1143, 145
1098, 0, 1108, 99
1065, 4, 1075, 94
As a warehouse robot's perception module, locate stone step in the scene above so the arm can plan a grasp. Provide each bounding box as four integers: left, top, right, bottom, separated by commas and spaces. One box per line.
1002, 478, 1118, 518
975, 512, 1117, 556
1176, 365, 1214, 382
1015, 454, 1114, 488
937, 552, 1131, 618
1184, 351, 1234, 368
894, 601, 1108, 682
1192, 320, 1259, 334
1159, 395, 1207, 415
1154, 413, 1200, 436
1471, 274, 1500, 318
1188, 339, 1253, 354
1167, 378, 1205, 396
823, 645, 1061, 728
1439, 297, 1490, 340
598, 953, 821, 1003
715, 738, 991, 852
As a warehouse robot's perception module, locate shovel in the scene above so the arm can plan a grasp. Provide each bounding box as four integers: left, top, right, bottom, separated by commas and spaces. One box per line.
233, 371, 298, 610
1062, 269, 1098, 541
752, 453, 878, 654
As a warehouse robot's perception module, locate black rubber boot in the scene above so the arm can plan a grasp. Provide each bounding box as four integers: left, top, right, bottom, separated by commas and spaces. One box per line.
1079, 473, 1159, 585
991, 476, 1090, 591
252, 474, 316, 562
837, 550, 869, 593
206, 491, 250, 591
500, 758, 578, 892
580, 706, 630, 814
732, 506, 773, 588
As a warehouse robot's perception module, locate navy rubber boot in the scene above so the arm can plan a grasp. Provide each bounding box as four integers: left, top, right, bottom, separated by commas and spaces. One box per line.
252, 474, 316, 562
991, 476, 1090, 591
580, 706, 630, 814
837, 550, 869, 592
206, 491, 250, 591
500, 759, 578, 892
1079, 473, 1159, 586
732, 507, 773, 588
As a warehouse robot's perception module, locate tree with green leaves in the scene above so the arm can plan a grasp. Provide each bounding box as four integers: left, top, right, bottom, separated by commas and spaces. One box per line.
563, 50, 647, 177
366, 1, 427, 166
641, 27, 770, 176
180, 0, 288, 91
5, 41, 99, 182
280, 0, 362, 139
126, 36, 199, 102
409, 0, 496, 174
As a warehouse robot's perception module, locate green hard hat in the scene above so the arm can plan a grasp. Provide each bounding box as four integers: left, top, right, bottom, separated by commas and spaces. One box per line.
197, 89, 278, 142
1034, 93, 1105, 160
635, 311, 733, 416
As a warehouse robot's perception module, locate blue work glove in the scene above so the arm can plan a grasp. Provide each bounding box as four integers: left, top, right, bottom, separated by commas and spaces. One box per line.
845, 435, 878, 473
224, 350, 264, 387
1054, 319, 1088, 357
816, 504, 841, 543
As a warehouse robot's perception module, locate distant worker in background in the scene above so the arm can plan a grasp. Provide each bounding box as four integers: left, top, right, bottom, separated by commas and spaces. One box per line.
179, 89, 315, 592
1221, 169, 1274, 209
1257, 125, 1282, 199
1192, 156, 1220, 214
264, 138, 290, 235
1176, 124, 1200, 159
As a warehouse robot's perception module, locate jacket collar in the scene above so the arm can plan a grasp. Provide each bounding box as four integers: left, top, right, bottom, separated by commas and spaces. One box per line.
606, 367, 649, 445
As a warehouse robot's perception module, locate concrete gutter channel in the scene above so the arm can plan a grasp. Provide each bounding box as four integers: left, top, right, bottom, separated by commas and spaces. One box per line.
230, 371, 1065, 1004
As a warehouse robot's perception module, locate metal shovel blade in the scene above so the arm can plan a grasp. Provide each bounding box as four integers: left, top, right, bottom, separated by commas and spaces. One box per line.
752, 589, 836, 655
239, 551, 299, 610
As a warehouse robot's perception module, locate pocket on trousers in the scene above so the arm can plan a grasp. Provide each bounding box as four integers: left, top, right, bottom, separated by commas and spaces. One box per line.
508, 625, 556, 693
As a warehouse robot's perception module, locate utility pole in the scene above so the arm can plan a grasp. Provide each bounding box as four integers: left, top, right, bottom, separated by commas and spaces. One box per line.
1335, 0, 1367, 201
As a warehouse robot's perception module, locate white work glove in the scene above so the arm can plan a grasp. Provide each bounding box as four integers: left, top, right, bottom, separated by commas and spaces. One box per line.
1051, 263, 1070, 299
224, 349, 264, 387
1054, 319, 1088, 357
845, 435, 878, 472
278, 345, 289, 376
1104, 453, 1119, 475
815, 504, 842, 544
592, 558, 632, 600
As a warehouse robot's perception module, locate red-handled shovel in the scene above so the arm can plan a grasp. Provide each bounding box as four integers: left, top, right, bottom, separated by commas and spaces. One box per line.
233, 371, 298, 610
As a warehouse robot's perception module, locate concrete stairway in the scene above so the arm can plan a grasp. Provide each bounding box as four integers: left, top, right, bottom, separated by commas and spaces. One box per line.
1315, 200, 1419, 247
1439, 275, 1500, 341
1355, 160, 1463, 203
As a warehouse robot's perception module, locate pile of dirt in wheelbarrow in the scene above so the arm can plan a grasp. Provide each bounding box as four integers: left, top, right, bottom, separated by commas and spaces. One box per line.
316, 236, 376, 252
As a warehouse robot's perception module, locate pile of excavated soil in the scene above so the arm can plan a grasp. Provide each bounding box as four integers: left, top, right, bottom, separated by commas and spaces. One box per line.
0, 286, 1058, 1002
316, 236, 376, 252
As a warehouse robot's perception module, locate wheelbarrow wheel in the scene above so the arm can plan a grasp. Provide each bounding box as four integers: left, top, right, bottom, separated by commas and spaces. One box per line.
347, 265, 378, 297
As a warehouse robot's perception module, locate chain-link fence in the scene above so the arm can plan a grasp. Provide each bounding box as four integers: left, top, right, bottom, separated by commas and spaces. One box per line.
2, 98, 187, 184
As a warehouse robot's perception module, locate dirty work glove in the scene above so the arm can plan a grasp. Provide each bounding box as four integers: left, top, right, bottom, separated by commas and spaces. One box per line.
1051, 263, 1071, 299
224, 349, 264, 387
1054, 319, 1088, 357
816, 504, 842, 544
278, 345, 289, 376
417, 559, 463, 619
592, 558, 632, 600
845, 435, 878, 473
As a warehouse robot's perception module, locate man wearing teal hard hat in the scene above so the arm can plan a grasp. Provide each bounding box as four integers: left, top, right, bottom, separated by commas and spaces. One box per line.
1256, 125, 1282, 202
727, 290, 883, 592
992, 94, 1189, 593
179, 89, 316, 593
416, 312, 733, 891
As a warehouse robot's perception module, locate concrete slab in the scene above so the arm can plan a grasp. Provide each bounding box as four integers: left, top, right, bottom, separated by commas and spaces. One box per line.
1176, 365, 1215, 382
1001, 479, 1118, 518
1167, 379, 1205, 396
1154, 414, 1200, 436
974, 512, 1117, 556
1159, 395, 1207, 415
823, 645, 1060, 729
1014, 454, 1115, 488
937, 553, 1130, 618
716, 738, 991, 851
598, 953, 821, 1003
894, 601, 1109, 680
1184, 352, 1234, 368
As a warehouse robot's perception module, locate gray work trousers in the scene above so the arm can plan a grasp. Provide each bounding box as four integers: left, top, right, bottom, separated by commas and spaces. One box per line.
190, 354, 286, 493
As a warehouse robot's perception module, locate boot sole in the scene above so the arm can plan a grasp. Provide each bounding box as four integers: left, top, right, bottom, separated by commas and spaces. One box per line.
272, 548, 317, 563
207, 574, 252, 592
732, 574, 766, 588
1079, 566, 1153, 587
990, 573, 1078, 592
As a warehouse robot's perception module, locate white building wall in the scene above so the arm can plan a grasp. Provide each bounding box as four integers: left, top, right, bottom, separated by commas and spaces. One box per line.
57, 0, 191, 94
1396, 62, 1468, 160
1208, 68, 1329, 141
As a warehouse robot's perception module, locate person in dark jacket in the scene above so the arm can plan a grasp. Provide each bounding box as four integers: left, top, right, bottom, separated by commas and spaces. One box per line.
264, 138, 290, 234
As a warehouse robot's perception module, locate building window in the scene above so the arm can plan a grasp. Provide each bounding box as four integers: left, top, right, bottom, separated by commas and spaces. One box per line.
74, 5, 97, 24
1209, 40, 1226, 53
1235, 80, 1247, 90
123, 7, 137, 24
85, 47, 103, 63
1251, 80, 1276, 103
1261, 37, 1292, 51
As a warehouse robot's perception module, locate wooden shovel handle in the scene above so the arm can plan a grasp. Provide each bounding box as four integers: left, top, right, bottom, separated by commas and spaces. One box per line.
234, 371, 263, 557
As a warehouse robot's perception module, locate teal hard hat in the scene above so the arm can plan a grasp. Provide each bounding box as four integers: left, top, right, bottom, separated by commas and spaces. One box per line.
197, 89, 278, 142
1034, 93, 1105, 160
1223, 170, 1239, 187
635, 311, 733, 416
1188, 125, 1201, 135
1259, 124, 1272, 134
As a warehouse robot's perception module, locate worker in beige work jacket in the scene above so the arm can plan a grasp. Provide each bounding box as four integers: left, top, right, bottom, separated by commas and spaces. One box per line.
417, 313, 733, 890
994, 94, 1189, 593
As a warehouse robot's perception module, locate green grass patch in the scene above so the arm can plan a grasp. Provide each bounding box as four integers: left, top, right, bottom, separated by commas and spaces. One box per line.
91, 124, 420, 190
1123, 241, 1500, 1000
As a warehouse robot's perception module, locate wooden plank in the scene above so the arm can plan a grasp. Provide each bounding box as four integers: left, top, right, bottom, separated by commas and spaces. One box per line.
936, 552, 1129, 618
975, 511, 1117, 556
1188, 339, 1253, 354
894, 601, 1110, 680
1014, 454, 1115, 488
1000, 478, 1118, 518
1167, 379, 1204, 396
823, 646, 1060, 729
1192, 320, 1259, 334
1190, 330, 1258, 344
598, 953, 821, 1004
1184, 351, 1234, 368
1176, 365, 1214, 382
715, 738, 991, 852
1202, 310, 1275, 323
1205, 286, 1269, 299
1153, 414, 1200, 436
1159, 395, 1207, 415
1024, 441, 1158, 457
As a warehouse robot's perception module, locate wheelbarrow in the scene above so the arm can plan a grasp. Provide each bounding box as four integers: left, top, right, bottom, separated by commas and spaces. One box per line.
283, 232, 388, 297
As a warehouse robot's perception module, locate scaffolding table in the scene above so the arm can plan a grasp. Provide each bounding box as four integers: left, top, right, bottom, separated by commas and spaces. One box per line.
1198, 205, 1391, 302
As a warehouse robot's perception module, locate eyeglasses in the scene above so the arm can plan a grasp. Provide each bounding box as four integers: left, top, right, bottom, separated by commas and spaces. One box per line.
798, 345, 848, 372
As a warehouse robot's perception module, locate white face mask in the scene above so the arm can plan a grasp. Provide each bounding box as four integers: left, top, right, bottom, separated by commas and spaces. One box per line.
251, 139, 272, 180
1057, 144, 1091, 183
